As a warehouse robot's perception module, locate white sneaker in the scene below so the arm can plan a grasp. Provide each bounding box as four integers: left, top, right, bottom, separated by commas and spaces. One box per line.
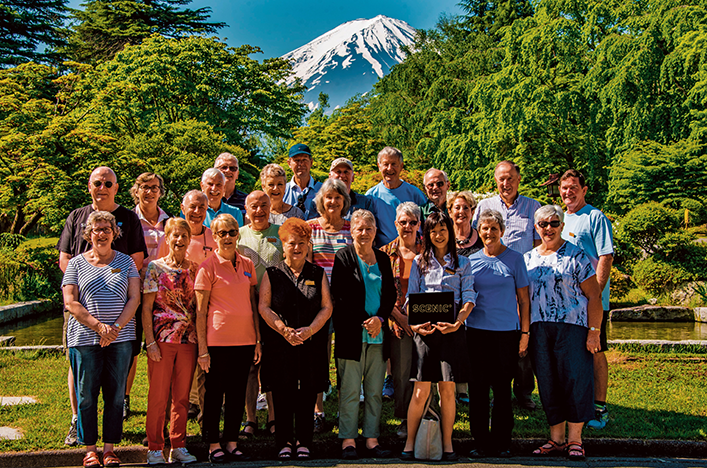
169, 447, 197, 464
146, 450, 166, 465
256, 392, 268, 410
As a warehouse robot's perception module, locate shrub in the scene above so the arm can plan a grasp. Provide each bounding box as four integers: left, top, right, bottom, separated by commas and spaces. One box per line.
0, 237, 61, 304
618, 202, 680, 255
633, 257, 695, 295
609, 266, 633, 301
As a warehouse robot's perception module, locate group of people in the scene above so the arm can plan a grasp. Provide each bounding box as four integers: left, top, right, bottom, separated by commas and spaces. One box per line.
58, 143, 614, 467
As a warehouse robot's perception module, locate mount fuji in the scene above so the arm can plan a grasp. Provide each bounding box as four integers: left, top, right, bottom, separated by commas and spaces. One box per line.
281, 15, 417, 111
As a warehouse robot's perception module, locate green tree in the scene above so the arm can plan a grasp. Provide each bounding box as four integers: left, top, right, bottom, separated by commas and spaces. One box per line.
66, 0, 225, 63
0, 0, 69, 66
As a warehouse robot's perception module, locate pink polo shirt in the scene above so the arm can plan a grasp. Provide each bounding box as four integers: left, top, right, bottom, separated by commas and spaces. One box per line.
157, 225, 217, 264
194, 251, 257, 346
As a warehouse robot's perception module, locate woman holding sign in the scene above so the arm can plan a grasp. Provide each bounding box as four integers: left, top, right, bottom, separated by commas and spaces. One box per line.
465, 209, 530, 458
401, 212, 476, 462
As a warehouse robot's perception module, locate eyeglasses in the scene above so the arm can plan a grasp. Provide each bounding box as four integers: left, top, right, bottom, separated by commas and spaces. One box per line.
219, 165, 238, 172
216, 229, 238, 238
92, 180, 114, 188
397, 220, 419, 227
537, 220, 561, 228
425, 181, 446, 189
91, 227, 113, 235
140, 185, 160, 193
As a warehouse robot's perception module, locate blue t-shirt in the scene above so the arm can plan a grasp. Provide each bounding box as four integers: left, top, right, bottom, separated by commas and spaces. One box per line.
366, 181, 426, 247
465, 248, 529, 331
202, 200, 244, 229
284, 176, 322, 220
562, 204, 614, 310
357, 256, 383, 345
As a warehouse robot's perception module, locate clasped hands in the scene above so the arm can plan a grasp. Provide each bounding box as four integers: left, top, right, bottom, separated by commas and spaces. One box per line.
98, 322, 120, 347
410, 321, 460, 335
282, 326, 313, 346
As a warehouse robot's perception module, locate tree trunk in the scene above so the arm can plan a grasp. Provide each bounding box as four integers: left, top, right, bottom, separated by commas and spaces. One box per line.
18, 212, 43, 236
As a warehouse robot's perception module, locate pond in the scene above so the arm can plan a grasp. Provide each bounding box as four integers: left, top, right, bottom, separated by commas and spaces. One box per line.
1, 311, 707, 346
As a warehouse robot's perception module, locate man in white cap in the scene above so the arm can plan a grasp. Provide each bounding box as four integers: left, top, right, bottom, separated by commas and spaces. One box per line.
307, 157, 378, 220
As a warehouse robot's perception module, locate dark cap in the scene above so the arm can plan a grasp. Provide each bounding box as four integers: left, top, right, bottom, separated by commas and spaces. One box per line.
288, 143, 312, 158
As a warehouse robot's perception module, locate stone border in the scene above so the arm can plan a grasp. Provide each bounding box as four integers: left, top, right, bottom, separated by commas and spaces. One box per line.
0, 301, 53, 326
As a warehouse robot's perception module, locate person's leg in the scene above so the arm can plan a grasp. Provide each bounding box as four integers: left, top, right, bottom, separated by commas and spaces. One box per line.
203, 347, 227, 451
146, 343, 176, 451
314, 332, 334, 417
589, 310, 610, 428
241, 363, 259, 436
169, 343, 197, 448
124, 315, 143, 419
549, 421, 566, 445
271, 389, 294, 449
337, 353, 364, 448
437, 381, 456, 453
223, 345, 255, 453
402, 382, 431, 452
101, 341, 133, 446
266, 390, 275, 434
390, 333, 414, 420
513, 354, 536, 408
489, 331, 519, 453
295, 390, 317, 449
466, 328, 491, 449
556, 324, 595, 425
361, 344, 385, 448
69, 345, 102, 451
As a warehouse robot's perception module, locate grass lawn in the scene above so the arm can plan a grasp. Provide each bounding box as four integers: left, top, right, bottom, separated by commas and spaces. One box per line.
0, 347, 706, 453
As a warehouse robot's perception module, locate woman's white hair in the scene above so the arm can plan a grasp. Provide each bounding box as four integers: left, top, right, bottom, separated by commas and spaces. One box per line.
534, 205, 564, 224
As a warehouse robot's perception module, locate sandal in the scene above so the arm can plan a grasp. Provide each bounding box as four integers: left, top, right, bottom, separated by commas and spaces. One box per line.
102, 450, 120, 467
83, 451, 101, 468
239, 421, 257, 439
278, 444, 293, 459
532, 439, 566, 456
266, 419, 276, 436
296, 445, 311, 459
567, 441, 585, 460
209, 448, 227, 463
228, 447, 251, 461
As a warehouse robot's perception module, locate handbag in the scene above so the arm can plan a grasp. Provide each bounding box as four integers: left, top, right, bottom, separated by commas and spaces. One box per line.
414, 392, 443, 460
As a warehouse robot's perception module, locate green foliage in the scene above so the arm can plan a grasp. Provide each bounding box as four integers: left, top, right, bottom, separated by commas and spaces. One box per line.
617, 202, 679, 255
609, 266, 633, 301
65, 0, 225, 63
0, 237, 61, 303
633, 257, 695, 295
0, 0, 69, 66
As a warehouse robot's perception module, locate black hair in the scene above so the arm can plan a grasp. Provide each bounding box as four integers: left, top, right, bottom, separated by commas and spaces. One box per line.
419, 212, 458, 273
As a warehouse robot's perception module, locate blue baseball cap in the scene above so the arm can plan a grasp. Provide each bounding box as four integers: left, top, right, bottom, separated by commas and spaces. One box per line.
288, 143, 312, 158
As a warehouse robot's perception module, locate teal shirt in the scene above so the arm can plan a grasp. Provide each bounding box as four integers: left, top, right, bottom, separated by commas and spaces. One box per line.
357, 256, 383, 345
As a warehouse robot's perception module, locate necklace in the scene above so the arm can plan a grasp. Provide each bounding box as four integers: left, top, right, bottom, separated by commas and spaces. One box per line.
456, 232, 472, 246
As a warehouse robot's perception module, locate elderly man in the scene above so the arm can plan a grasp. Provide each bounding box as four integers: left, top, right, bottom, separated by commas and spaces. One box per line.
420, 168, 450, 220
57, 166, 148, 446
365, 146, 426, 247
283, 143, 322, 219
560, 169, 614, 430
307, 157, 378, 220
200, 168, 244, 228
237, 190, 282, 439
472, 160, 541, 410
215, 152, 248, 211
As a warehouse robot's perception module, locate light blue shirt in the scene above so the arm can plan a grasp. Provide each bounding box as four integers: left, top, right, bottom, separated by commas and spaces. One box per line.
524, 242, 596, 327
562, 204, 614, 310
283, 176, 322, 220
406, 253, 477, 316
358, 256, 383, 345
366, 181, 426, 247
465, 248, 529, 331
203, 200, 244, 229
472, 194, 541, 254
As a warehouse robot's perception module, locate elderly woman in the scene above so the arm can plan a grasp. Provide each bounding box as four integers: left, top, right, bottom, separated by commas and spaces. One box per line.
195, 213, 261, 463
465, 209, 530, 458
261, 163, 305, 224
62, 211, 140, 468
331, 209, 396, 459
307, 177, 353, 429
380, 202, 422, 436
258, 218, 333, 459
448, 191, 483, 257
401, 212, 475, 462
142, 218, 198, 465
524, 205, 602, 461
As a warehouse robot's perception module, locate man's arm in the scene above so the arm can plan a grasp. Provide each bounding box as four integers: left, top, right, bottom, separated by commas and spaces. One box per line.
59, 252, 72, 273
596, 254, 613, 292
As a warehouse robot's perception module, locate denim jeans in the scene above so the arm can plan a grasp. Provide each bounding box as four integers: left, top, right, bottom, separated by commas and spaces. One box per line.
69, 341, 133, 446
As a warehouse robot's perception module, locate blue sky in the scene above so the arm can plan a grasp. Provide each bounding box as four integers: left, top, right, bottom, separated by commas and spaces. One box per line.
68, 0, 463, 58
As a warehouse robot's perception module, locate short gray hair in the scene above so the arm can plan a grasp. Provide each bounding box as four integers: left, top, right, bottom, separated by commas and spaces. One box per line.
82, 210, 121, 243
201, 168, 225, 184
377, 146, 403, 165
260, 163, 286, 183
534, 205, 564, 224
424, 167, 448, 182
351, 209, 376, 230
214, 152, 239, 169
395, 202, 421, 222
477, 209, 505, 232
314, 179, 351, 218
182, 189, 208, 207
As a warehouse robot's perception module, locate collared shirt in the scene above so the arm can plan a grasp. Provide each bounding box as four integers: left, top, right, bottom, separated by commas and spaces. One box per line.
419, 199, 448, 221
407, 253, 477, 312
562, 204, 614, 310
134, 205, 171, 270
225, 188, 248, 211
366, 181, 427, 248
194, 251, 258, 346
237, 224, 283, 284
284, 176, 322, 220
203, 199, 244, 229
381, 235, 422, 310
472, 194, 541, 254
157, 225, 217, 264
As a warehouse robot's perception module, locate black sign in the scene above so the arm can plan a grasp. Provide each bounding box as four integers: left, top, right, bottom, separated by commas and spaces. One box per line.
408, 292, 455, 325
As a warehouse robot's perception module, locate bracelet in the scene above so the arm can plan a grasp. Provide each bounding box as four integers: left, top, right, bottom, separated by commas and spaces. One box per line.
589, 327, 600, 332
199, 352, 210, 359
146, 341, 156, 348
521, 331, 530, 335
113, 322, 123, 330
256, 340, 261, 344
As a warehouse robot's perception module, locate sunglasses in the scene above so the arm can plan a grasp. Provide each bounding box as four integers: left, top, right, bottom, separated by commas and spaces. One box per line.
397, 220, 419, 227
537, 220, 561, 228
216, 229, 238, 238
425, 181, 446, 189
219, 165, 238, 172
92, 180, 114, 188
92, 227, 113, 235
296, 187, 311, 211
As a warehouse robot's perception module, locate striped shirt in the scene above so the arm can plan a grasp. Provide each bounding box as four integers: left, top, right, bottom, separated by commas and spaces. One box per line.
472, 194, 541, 254
62, 251, 139, 347
134, 205, 170, 271
307, 218, 352, 282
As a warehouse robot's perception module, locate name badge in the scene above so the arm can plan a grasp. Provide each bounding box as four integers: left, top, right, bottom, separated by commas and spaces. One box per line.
569, 232, 576, 238
203, 246, 213, 251
111, 268, 122, 274
244, 271, 252, 278
266, 237, 278, 243
444, 267, 455, 275
336, 239, 348, 243
305, 280, 315, 286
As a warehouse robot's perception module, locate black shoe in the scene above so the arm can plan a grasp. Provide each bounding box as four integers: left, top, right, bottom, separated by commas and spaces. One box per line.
498, 449, 512, 458
342, 446, 358, 460
123, 395, 130, 420
469, 449, 487, 458
442, 452, 459, 461
518, 398, 537, 410
399, 450, 415, 461
365, 445, 392, 458
209, 448, 227, 463
228, 448, 250, 461
187, 403, 199, 419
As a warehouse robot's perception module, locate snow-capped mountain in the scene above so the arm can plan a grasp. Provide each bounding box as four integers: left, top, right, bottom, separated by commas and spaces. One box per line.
282, 15, 417, 111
